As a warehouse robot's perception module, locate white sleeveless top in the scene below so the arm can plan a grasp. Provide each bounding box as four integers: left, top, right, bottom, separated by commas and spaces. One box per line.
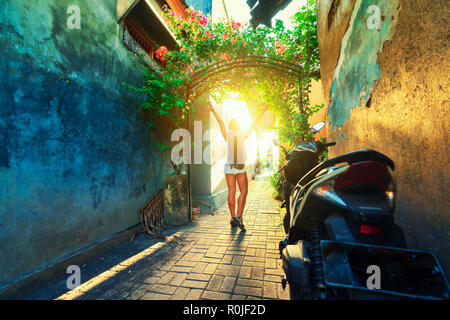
226, 130, 246, 165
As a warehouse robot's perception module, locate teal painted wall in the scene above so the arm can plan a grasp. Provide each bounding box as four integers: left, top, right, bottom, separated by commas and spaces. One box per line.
328, 0, 399, 128
321, 0, 450, 277
0, 0, 170, 289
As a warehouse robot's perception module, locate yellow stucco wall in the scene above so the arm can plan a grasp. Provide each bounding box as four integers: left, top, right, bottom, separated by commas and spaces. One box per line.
308, 79, 327, 138
317, 0, 450, 277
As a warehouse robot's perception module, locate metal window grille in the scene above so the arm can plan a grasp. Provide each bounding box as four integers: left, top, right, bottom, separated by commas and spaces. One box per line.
122, 18, 162, 68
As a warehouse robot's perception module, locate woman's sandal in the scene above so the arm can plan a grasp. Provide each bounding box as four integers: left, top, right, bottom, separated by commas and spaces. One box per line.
230, 216, 238, 227
236, 217, 246, 231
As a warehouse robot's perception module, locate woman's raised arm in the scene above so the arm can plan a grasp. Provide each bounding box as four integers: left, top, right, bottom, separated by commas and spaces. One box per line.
209, 104, 227, 140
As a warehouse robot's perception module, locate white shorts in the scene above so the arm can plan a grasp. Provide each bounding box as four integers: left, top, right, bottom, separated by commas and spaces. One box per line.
224, 164, 246, 175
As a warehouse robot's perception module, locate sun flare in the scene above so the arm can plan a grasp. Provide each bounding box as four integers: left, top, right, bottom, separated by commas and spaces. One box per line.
211, 93, 253, 131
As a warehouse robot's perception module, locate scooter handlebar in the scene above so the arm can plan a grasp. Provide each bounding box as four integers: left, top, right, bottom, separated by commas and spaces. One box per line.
323, 142, 336, 148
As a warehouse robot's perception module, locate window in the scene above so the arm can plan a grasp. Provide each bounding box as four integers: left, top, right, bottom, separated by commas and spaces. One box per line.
123, 17, 160, 67
118, 0, 181, 66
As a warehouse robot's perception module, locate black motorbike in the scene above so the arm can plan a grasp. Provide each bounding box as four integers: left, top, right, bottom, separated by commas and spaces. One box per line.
278, 122, 450, 300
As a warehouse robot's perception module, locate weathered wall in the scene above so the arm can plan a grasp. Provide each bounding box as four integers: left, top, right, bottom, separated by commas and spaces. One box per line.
190, 98, 214, 198
0, 0, 170, 289
316, 0, 357, 105
318, 0, 450, 276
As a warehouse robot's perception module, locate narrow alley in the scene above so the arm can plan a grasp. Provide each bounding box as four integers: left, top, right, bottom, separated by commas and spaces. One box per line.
26, 180, 290, 300
2, 0, 449, 305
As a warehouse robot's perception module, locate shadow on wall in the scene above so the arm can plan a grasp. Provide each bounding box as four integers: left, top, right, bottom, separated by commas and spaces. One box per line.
327, 96, 450, 278
0, 0, 169, 293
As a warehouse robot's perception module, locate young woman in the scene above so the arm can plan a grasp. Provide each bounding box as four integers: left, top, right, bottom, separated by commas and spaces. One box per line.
209, 103, 269, 231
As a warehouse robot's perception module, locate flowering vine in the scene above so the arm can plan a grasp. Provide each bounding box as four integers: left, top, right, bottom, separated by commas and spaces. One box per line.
124, 0, 321, 147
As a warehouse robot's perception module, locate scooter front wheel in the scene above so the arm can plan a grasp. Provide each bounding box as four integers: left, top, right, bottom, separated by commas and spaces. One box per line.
283, 211, 290, 234
289, 283, 309, 300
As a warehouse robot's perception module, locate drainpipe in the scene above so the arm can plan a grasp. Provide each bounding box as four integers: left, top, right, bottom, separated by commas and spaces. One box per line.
186, 92, 192, 223
221, 0, 230, 22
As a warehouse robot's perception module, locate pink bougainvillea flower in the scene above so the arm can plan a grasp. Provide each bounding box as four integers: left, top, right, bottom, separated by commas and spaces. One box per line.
231, 38, 237, 44
219, 53, 231, 61
231, 21, 241, 29
243, 42, 247, 47
276, 48, 285, 55
199, 15, 208, 26
275, 41, 286, 55
156, 46, 168, 61
223, 33, 228, 41
201, 35, 206, 41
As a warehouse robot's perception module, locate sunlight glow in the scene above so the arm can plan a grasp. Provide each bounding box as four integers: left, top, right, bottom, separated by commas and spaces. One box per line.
210, 92, 253, 130
222, 96, 253, 131
211, 0, 309, 29
257, 130, 279, 172
209, 92, 257, 167
55, 239, 174, 300
258, 131, 275, 156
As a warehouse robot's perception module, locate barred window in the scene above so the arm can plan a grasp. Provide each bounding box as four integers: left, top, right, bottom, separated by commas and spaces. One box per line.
123, 18, 160, 67
118, 0, 180, 67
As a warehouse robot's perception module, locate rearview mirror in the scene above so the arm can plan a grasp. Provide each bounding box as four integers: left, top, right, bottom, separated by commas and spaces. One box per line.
311, 121, 325, 133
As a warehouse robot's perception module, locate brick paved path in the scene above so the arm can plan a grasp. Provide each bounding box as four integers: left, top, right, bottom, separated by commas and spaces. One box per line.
42, 180, 290, 300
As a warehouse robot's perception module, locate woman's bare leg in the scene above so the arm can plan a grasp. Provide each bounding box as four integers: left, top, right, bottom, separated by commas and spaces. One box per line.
225, 174, 237, 218
236, 173, 248, 218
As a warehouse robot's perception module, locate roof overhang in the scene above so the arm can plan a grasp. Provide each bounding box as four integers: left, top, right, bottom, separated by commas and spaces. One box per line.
248, 0, 294, 28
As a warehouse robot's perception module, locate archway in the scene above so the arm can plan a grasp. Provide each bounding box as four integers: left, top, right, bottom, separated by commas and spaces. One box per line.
122, 4, 323, 222
184, 56, 308, 221
186, 55, 305, 102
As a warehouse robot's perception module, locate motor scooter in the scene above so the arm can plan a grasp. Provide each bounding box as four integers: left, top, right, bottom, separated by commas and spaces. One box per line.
278, 122, 450, 300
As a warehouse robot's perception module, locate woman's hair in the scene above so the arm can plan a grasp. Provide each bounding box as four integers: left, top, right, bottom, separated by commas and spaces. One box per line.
228, 118, 240, 130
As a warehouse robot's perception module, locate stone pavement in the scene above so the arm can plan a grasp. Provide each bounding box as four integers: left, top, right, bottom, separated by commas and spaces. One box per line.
26, 179, 290, 300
